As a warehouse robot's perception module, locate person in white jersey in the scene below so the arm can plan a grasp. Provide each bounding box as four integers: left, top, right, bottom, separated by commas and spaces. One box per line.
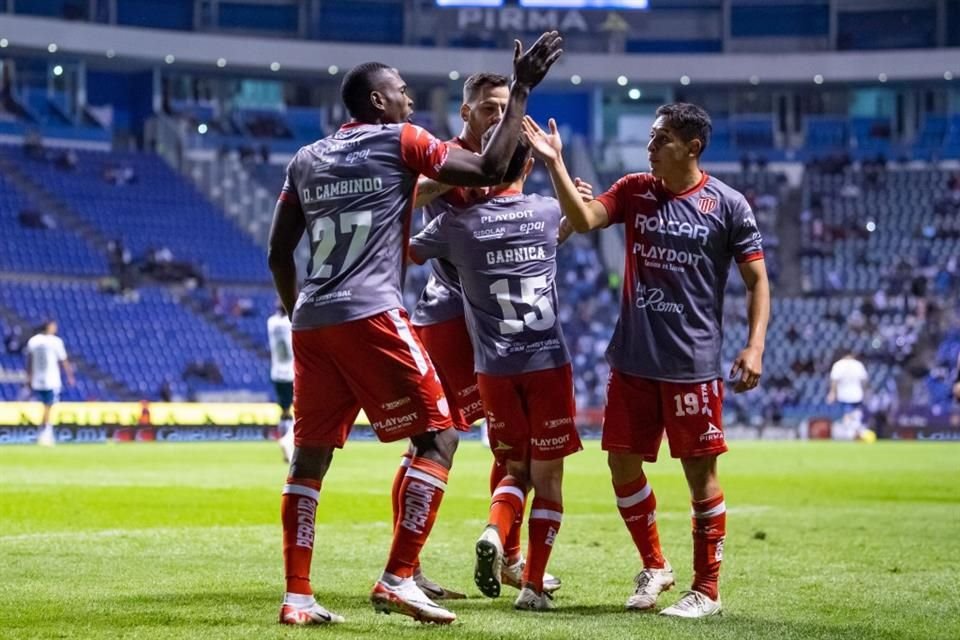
25, 320, 74, 446
827, 352, 869, 440
267, 303, 296, 462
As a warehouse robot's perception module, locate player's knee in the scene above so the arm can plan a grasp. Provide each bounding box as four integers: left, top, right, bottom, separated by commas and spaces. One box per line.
607, 451, 643, 484
504, 460, 531, 487
289, 445, 334, 480
410, 427, 459, 468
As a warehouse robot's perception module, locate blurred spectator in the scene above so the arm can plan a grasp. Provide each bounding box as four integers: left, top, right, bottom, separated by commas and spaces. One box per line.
18, 208, 56, 230
56, 149, 78, 171
4, 324, 24, 354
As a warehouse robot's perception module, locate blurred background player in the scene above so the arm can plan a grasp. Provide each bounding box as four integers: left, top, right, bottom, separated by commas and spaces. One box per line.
410, 135, 581, 611
827, 351, 870, 440
25, 319, 75, 447
524, 103, 770, 619
267, 302, 295, 462
267, 33, 563, 626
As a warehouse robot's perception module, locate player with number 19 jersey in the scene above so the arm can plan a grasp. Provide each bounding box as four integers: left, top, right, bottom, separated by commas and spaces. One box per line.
280, 122, 456, 446
596, 171, 763, 460
410, 190, 582, 462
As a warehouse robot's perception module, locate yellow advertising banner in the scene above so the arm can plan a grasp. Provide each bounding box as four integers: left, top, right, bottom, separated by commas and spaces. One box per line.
0, 402, 371, 426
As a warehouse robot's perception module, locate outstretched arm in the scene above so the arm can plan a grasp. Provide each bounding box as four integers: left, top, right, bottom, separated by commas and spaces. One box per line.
435, 32, 563, 187
523, 116, 609, 232
729, 259, 770, 393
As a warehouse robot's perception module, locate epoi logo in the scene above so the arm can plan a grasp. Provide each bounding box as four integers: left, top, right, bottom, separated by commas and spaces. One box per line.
635, 285, 684, 314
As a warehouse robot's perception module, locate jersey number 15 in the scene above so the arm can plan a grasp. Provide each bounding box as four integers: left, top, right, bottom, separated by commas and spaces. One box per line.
490, 276, 556, 335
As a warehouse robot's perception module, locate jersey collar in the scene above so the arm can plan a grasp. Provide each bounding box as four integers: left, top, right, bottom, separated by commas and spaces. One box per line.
661, 171, 709, 199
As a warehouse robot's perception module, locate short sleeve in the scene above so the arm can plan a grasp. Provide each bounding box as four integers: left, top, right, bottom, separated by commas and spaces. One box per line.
594, 173, 653, 226
409, 213, 452, 264
729, 196, 764, 263
56, 338, 67, 361
400, 124, 449, 180
278, 156, 299, 204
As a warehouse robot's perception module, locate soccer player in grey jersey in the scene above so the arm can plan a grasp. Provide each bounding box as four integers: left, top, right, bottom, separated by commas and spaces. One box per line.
268, 32, 563, 626
524, 104, 770, 618
410, 139, 582, 611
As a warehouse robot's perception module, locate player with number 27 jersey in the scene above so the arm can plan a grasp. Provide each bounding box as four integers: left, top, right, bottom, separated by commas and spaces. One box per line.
279, 122, 455, 446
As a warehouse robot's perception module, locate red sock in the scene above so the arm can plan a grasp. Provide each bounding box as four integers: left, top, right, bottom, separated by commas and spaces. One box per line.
391, 452, 414, 528
691, 493, 726, 601
523, 498, 562, 593
613, 474, 666, 569
488, 476, 525, 546
281, 477, 322, 595
491, 460, 525, 561
390, 453, 418, 571
385, 457, 448, 578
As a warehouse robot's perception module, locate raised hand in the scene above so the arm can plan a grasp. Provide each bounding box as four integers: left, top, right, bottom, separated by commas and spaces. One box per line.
522, 116, 562, 163
513, 31, 563, 90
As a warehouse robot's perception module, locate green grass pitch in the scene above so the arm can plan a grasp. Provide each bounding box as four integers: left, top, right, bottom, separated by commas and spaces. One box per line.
1, 439, 958, 639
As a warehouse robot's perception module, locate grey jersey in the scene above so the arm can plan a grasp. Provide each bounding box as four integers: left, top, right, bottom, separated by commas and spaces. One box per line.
410, 136, 477, 327
595, 172, 764, 382
281, 122, 449, 329
410, 191, 570, 376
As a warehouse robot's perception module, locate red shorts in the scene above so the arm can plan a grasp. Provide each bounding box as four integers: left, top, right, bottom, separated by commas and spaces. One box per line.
601, 369, 727, 461
477, 364, 582, 463
414, 315, 483, 428
293, 309, 453, 447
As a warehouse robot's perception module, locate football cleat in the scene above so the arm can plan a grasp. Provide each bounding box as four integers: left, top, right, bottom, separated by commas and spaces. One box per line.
625, 563, 675, 611
370, 578, 457, 624
37, 429, 56, 447
278, 599, 345, 625
659, 590, 722, 618
474, 526, 504, 598
514, 586, 553, 611
501, 556, 562, 594
414, 569, 467, 600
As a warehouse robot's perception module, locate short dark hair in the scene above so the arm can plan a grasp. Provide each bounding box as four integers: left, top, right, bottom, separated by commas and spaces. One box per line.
655, 102, 712, 156
463, 72, 509, 104
340, 62, 391, 120
481, 128, 532, 184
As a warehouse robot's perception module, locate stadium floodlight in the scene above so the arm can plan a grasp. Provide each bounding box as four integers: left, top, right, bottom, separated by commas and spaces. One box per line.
105, 49, 115, 58
270, 62, 281, 72
52, 65, 63, 77
47, 43, 57, 53
617, 75, 628, 86
216, 58, 227, 68
328, 65, 339, 75
164, 55, 175, 64
878, 73, 887, 83
680, 75, 690, 86
813, 74, 824, 84
628, 88, 641, 100
449, 70, 460, 80
570, 74, 582, 85
0, 39, 7, 48
945, 71, 954, 81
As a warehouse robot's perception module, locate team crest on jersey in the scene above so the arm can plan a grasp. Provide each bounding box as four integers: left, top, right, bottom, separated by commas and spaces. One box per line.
697, 196, 718, 214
